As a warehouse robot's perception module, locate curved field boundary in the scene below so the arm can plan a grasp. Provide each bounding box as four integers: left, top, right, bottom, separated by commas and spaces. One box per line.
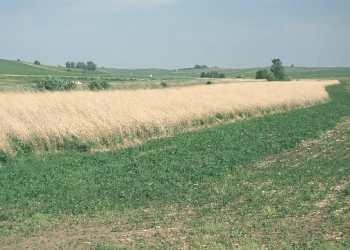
0, 79, 339, 152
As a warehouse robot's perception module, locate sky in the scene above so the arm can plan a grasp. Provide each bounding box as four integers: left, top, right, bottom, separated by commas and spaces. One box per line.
1, 0, 349, 68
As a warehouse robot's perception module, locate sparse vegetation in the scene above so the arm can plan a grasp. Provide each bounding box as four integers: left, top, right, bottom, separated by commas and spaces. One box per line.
35, 77, 77, 91
88, 80, 112, 90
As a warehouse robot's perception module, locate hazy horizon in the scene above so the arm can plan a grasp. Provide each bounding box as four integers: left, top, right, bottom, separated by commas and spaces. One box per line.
1, 0, 350, 68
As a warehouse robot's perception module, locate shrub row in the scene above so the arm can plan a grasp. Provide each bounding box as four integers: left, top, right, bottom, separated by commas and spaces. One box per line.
35, 77, 77, 91
200, 71, 225, 78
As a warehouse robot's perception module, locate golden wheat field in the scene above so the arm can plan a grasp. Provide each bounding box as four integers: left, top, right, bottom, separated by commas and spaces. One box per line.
0, 79, 339, 151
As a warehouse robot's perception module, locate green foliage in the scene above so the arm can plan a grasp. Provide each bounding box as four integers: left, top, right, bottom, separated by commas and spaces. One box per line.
255, 58, 289, 81
255, 69, 274, 80
194, 64, 208, 70
206, 81, 212, 85
76, 62, 86, 69
181, 65, 208, 70
34, 60, 40, 65
65, 61, 76, 69
87, 61, 97, 71
160, 81, 167, 87
0, 82, 349, 217
200, 71, 225, 78
67, 61, 97, 71
88, 80, 112, 90
271, 58, 288, 80
0, 150, 9, 163
35, 77, 77, 91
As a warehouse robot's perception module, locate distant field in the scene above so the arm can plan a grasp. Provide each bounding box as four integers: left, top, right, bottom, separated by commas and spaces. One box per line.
0, 79, 338, 152
1, 58, 350, 92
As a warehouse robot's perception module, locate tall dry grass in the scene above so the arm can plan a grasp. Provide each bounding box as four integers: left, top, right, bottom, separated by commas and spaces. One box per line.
0, 79, 338, 151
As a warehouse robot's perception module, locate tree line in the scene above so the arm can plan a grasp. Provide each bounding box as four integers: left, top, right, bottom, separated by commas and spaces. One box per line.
200, 71, 225, 78
65, 61, 97, 71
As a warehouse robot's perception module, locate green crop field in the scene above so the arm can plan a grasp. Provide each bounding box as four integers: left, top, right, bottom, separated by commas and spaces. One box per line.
0, 78, 349, 249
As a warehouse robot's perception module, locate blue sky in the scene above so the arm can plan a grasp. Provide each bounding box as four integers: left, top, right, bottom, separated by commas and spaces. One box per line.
1, 0, 349, 68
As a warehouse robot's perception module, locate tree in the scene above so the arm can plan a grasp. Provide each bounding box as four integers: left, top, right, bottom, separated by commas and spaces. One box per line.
270, 58, 287, 80
76, 62, 86, 69
65, 62, 71, 68
86, 61, 97, 71
34, 60, 41, 65
194, 65, 208, 70
70, 62, 75, 68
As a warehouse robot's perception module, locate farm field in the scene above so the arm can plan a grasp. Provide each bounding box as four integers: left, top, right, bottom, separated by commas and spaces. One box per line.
0, 79, 349, 249
0, 79, 338, 152
2, 59, 350, 91
2, 1, 350, 249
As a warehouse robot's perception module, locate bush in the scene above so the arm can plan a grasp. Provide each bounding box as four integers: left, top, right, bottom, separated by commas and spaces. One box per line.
160, 81, 167, 87
256, 69, 274, 81
34, 60, 40, 65
255, 58, 289, 81
0, 150, 9, 163
88, 80, 111, 90
200, 71, 225, 78
206, 81, 212, 85
36, 77, 77, 91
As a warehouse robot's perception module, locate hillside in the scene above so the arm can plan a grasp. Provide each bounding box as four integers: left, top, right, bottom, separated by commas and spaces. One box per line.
0, 59, 69, 75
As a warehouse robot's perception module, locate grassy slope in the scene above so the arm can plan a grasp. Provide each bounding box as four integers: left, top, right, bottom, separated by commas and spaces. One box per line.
0, 82, 349, 249
0, 59, 114, 91
0, 59, 112, 77
0, 59, 68, 75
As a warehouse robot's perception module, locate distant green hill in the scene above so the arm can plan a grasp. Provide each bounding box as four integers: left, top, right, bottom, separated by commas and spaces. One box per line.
0, 59, 71, 75
0, 59, 108, 76
285, 67, 350, 79
2, 58, 349, 80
